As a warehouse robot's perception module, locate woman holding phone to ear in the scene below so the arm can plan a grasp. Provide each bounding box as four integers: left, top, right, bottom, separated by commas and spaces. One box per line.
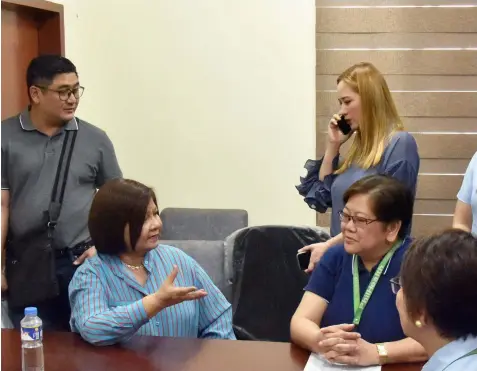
296, 62, 420, 272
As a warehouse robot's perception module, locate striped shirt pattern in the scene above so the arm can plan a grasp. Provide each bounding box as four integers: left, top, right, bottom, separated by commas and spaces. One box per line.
69, 244, 235, 346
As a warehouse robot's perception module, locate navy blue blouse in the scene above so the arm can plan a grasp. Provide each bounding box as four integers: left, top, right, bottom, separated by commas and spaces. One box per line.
296, 131, 420, 237
304, 237, 412, 344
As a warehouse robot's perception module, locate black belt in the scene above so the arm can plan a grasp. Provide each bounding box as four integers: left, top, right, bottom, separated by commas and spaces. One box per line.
55, 239, 94, 259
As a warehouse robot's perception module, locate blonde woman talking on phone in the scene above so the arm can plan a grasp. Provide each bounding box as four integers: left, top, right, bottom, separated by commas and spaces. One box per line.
296, 62, 420, 272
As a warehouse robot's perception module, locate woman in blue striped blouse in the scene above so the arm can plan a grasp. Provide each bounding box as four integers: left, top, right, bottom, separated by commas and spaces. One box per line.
68, 179, 235, 345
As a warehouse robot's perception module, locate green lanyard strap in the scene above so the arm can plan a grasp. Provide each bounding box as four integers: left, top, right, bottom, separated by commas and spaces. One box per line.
352, 240, 402, 326
442, 348, 477, 370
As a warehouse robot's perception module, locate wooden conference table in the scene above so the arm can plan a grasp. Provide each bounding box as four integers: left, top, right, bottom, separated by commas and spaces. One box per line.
1, 329, 424, 371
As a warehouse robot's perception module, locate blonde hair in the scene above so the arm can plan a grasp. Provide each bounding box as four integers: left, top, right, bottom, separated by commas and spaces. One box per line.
335, 62, 404, 174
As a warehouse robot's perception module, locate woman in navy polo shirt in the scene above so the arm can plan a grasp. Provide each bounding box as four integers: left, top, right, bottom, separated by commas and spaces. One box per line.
291, 175, 428, 366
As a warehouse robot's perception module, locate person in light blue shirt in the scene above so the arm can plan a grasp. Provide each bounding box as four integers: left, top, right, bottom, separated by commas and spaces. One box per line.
395, 229, 477, 370
453, 151, 477, 235
69, 178, 235, 346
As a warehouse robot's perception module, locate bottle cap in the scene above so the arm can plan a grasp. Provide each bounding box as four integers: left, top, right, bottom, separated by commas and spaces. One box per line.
24, 307, 38, 316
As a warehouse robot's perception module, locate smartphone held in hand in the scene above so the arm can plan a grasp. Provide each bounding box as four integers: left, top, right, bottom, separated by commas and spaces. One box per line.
297, 250, 312, 271
336, 115, 352, 135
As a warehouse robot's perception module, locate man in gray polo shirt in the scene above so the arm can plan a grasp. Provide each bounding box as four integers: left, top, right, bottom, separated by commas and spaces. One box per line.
1, 55, 122, 330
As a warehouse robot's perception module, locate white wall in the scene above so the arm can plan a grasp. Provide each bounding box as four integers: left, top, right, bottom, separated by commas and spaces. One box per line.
53, 0, 316, 226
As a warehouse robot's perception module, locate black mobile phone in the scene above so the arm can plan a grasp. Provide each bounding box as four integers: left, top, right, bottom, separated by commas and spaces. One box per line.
337, 115, 352, 135
296, 250, 311, 271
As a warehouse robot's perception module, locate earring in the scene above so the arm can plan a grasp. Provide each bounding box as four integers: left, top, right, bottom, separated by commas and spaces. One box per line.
415, 320, 423, 328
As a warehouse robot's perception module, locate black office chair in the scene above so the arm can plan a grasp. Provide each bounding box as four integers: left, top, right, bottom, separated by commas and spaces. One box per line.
225, 225, 330, 342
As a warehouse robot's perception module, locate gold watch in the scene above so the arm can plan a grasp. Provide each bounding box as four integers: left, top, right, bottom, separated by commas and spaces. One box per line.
376, 343, 388, 365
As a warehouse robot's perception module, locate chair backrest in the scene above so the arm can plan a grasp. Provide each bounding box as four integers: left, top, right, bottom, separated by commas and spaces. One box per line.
160, 208, 248, 240
224, 225, 330, 342
159, 240, 231, 302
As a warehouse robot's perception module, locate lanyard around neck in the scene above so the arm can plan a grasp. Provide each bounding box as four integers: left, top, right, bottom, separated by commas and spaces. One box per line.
442, 348, 477, 370
352, 240, 402, 326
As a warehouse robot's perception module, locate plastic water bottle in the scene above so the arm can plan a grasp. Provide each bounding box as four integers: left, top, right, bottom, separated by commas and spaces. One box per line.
20, 307, 44, 371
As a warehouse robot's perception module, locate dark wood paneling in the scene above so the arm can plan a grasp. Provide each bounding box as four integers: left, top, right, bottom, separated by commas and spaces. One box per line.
1, 0, 64, 119
2, 1, 64, 55
1, 6, 39, 119
1, 0, 62, 13
38, 12, 63, 55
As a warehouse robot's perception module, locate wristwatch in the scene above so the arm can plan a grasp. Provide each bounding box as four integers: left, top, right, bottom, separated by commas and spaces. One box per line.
376, 343, 388, 365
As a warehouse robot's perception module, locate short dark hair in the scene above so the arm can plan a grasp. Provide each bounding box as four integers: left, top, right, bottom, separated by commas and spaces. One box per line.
400, 229, 477, 339
26, 55, 77, 99
89, 179, 157, 255
343, 174, 413, 238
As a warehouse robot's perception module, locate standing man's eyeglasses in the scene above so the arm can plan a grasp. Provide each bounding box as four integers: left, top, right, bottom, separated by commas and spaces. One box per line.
36, 85, 85, 101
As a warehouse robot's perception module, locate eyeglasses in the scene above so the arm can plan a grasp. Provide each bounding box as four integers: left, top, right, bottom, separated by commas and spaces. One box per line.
339, 211, 378, 228
390, 276, 401, 294
36, 85, 85, 101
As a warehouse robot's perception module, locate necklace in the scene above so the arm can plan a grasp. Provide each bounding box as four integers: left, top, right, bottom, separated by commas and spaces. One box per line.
122, 261, 144, 271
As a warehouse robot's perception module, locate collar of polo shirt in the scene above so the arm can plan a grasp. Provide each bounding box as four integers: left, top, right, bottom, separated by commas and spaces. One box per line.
19, 107, 79, 132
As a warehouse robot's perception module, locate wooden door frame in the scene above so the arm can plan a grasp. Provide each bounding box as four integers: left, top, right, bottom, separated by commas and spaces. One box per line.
1, 0, 65, 55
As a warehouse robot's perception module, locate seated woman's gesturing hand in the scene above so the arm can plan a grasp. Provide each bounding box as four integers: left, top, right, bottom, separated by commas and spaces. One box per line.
154, 265, 208, 310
